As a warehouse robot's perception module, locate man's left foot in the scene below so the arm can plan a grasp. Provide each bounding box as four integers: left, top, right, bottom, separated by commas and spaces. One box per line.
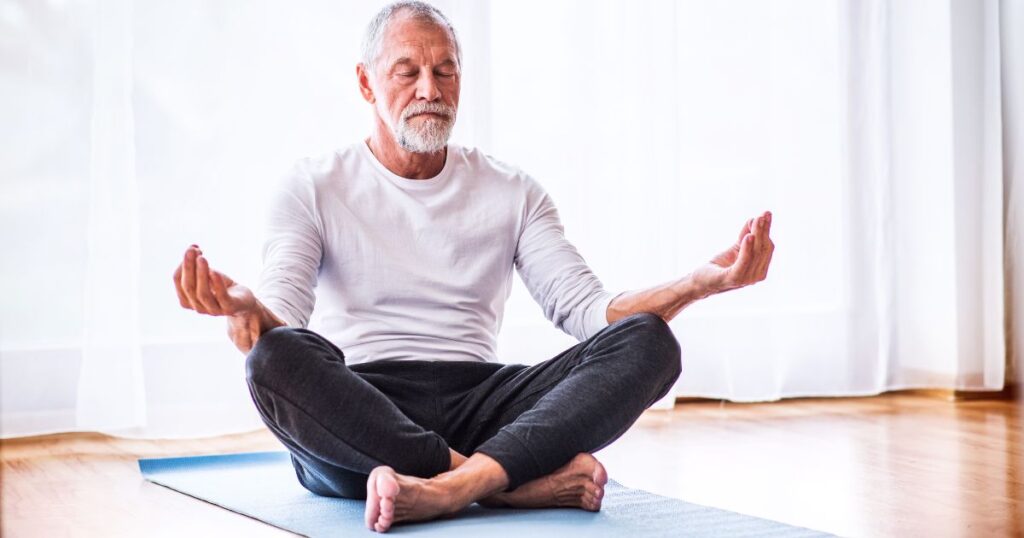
364, 466, 456, 533
480, 453, 608, 511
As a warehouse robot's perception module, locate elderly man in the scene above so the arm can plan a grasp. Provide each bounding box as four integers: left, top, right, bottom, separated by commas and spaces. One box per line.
173, 1, 773, 533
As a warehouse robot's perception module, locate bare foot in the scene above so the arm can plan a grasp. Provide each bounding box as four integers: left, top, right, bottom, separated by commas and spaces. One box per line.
480, 453, 608, 511
364, 466, 455, 533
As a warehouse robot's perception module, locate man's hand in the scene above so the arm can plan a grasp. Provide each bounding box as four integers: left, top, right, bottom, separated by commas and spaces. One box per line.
173, 245, 281, 353
691, 211, 775, 297
173, 245, 257, 316
605, 211, 775, 324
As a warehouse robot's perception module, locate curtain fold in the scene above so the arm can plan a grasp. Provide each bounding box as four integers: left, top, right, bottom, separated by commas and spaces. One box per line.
948, 0, 1005, 389
1002, 0, 1024, 391
0, 0, 1015, 439
77, 0, 147, 432
836, 0, 1005, 391
839, 0, 896, 393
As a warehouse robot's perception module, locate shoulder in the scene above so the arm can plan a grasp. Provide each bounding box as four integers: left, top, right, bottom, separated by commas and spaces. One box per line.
277, 143, 367, 197
448, 144, 544, 194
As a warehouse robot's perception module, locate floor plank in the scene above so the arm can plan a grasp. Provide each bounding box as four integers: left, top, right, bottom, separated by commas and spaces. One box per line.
2, 394, 1020, 537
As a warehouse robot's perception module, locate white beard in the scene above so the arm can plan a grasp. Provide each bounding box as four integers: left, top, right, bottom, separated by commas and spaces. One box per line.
386, 101, 456, 154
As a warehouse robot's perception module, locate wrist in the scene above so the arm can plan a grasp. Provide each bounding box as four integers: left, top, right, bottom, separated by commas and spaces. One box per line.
228, 310, 257, 331
681, 272, 716, 301
229, 300, 272, 329
249, 299, 287, 332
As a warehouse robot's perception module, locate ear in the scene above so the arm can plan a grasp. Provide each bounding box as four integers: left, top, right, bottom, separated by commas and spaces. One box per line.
356, 63, 375, 104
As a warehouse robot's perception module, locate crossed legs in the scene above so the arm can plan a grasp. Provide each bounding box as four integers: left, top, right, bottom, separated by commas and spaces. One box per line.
245, 313, 681, 532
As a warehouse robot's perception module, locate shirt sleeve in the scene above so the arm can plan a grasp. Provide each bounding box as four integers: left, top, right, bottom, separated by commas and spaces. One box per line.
254, 162, 323, 328
514, 176, 615, 341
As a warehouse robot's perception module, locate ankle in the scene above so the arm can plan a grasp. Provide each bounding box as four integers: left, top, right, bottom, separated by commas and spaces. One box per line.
431, 454, 509, 505
448, 448, 468, 470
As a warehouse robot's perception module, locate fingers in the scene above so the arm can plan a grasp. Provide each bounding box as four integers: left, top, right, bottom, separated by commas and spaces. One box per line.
179, 246, 201, 311
755, 212, 774, 279
172, 264, 190, 308
728, 211, 774, 287
194, 255, 223, 314
758, 243, 775, 280
750, 211, 772, 241
731, 233, 757, 285
738, 217, 754, 243
176, 244, 227, 315
210, 271, 231, 313
748, 212, 774, 281
761, 213, 775, 279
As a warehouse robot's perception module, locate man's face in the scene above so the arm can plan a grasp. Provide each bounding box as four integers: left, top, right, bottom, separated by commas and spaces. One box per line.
364, 14, 461, 154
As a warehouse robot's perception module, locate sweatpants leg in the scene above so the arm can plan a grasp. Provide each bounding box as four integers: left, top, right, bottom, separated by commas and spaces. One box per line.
459, 312, 682, 490
245, 327, 451, 499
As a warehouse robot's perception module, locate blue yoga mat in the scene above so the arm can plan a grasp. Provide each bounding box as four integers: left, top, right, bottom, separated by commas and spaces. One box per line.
139, 451, 831, 537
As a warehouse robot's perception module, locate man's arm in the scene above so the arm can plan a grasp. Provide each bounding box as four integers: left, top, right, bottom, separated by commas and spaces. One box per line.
173, 245, 287, 353
173, 163, 323, 353
514, 178, 615, 341
607, 211, 775, 324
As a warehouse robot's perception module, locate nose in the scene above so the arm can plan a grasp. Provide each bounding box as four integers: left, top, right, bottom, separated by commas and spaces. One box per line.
415, 71, 442, 102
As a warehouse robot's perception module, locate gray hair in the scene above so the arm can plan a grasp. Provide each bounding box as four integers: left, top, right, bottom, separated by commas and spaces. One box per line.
361, 1, 462, 73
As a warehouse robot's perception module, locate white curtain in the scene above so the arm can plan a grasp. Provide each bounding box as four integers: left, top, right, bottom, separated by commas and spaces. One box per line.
0, 0, 1016, 438
1003, 0, 1024, 393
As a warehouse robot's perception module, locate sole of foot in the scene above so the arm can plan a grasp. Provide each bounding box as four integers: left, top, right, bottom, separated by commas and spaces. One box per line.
481, 453, 608, 511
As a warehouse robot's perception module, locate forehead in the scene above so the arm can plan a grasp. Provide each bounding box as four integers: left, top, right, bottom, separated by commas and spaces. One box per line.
379, 14, 458, 62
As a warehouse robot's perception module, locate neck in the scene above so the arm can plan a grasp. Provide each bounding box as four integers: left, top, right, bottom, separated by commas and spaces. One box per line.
366, 125, 447, 180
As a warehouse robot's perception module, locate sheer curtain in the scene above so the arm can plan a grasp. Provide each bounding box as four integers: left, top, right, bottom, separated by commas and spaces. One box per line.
1003, 0, 1024, 396
0, 0, 1015, 438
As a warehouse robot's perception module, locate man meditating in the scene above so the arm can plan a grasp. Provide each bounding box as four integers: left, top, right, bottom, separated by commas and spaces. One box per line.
172, 1, 775, 533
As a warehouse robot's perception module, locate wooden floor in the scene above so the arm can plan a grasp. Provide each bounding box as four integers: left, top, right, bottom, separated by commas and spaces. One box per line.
1, 393, 1020, 537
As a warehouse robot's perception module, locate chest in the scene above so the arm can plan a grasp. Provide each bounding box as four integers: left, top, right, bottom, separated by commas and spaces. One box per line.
317, 181, 522, 301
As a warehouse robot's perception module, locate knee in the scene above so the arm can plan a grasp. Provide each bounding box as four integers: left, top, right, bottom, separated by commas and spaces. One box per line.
616, 313, 682, 385
245, 326, 305, 385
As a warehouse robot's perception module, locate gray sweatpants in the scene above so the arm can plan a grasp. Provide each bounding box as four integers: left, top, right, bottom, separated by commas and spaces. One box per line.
245, 312, 681, 498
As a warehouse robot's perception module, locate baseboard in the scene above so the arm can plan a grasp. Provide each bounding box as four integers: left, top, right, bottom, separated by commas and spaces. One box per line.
673, 384, 1019, 405
894, 385, 1017, 402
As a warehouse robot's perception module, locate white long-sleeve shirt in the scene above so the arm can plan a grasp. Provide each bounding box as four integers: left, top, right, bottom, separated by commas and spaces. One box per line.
256, 142, 615, 365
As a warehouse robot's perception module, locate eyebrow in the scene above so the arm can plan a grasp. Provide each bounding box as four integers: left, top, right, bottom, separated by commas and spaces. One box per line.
387, 57, 458, 73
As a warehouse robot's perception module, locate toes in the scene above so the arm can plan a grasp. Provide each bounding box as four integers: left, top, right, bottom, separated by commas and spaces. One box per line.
581, 491, 600, 512
584, 484, 604, 508
376, 471, 400, 532
582, 491, 593, 509
580, 474, 604, 511
366, 466, 399, 532
365, 472, 382, 529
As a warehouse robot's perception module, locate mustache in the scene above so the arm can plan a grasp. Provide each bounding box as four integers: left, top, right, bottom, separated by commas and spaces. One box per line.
401, 101, 456, 122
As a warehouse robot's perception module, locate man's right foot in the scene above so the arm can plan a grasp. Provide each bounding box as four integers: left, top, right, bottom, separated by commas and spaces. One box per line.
480, 453, 608, 511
